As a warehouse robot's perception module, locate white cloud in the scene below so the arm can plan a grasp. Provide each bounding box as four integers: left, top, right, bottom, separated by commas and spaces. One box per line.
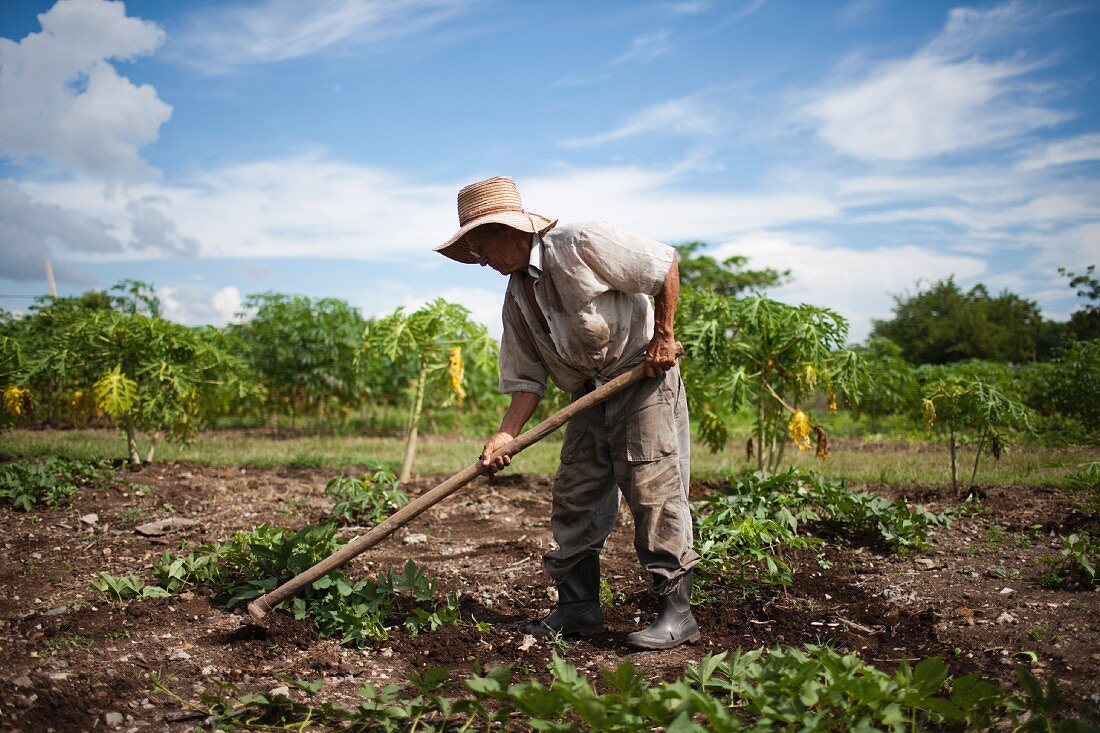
0, 0, 170, 178
560, 97, 721, 148
669, 1, 711, 15
611, 30, 672, 66
710, 231, 987, 340
21, 155, 839, 267
160, 284, 242, 326
1016, 133, 1100, 171
806, 3, 1066, 161
174, 0, 471, 73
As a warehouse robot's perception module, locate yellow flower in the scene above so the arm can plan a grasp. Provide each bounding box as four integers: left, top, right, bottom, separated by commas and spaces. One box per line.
4, 385, 29, 417
801, 364, 818, 389
787, 410, 812, 452
922, 398, 936, 426
447, 346, 467, 402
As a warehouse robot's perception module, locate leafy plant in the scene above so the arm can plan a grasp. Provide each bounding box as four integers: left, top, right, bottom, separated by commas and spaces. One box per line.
678, 292, 866, 473
91, 572, 171, 601
1040, 533, 1098, 590
151, 646, 1096, 732
151, 522, 458, 646
362, 299, 497, 482
922, 374, 1035, 496
0, 457, 109, 510
22, 302, 254, 466
324, 464, 409, 524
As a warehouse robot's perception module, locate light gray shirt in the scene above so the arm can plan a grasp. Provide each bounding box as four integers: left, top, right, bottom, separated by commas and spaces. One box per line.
499, 220, 675, 396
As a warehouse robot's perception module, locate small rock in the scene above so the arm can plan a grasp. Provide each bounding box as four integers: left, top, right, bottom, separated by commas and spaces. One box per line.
999, 587, 1016, 595
13, 675, 33, 689
48, 672, 70, 681
42, 606, 68, 617
915, 558, 938, 570
104, 711, 124, 727
80, 513, 99, 526
985, 566, 1011, 579
403, 533, 428, 545
518, 635, 536, 652
268, 685, 290, 698
135, 517, 199, 536
996, 612, 1017, 624
167, 649, 192, 661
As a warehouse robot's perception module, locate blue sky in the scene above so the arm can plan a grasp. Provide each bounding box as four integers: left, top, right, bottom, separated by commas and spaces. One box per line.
1, 0, 1098, 340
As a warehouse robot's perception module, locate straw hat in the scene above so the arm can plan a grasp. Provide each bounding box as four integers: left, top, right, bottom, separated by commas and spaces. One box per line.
434, 176, 556, 264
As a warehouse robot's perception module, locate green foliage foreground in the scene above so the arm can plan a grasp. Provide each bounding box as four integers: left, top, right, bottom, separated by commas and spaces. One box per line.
93, 521, 459, 646
0, 456, 110, 510
151, 646, 1096, 732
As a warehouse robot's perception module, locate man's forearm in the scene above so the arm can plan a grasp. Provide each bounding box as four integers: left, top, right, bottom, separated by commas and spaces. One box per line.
499, 391, 541, 436
653, 256, 680, 337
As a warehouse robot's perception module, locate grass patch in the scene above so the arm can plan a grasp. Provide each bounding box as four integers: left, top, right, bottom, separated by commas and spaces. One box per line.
2, 428, 1095, 486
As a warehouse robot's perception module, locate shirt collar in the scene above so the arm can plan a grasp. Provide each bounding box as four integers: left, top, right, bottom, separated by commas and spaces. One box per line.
526, 232, 542, 278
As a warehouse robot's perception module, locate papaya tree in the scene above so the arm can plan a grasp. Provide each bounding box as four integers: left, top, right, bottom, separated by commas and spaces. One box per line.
230, 293, 368, 433
25, 309, 253, 467
1, 333, 27, 432
678, 291, 866, 473
922, 375, 1034, 496
362, 299, 496, 482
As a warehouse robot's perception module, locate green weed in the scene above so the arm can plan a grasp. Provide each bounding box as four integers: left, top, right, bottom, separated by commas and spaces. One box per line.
324, 463, 409, 525
0, 456, 110, 510
149, 645, 1097, 732
1040, 533, 1098, 590
91, 572, 171, 601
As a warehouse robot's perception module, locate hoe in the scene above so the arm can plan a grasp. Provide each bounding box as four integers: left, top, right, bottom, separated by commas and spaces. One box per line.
247, 350, 681, 622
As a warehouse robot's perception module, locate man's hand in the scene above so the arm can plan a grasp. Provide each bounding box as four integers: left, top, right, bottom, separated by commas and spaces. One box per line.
480, 431, 515, 472
645, 331, 677, 377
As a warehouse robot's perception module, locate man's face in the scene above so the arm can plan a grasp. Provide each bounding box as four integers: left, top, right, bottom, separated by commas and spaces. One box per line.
465, 224, 531, 276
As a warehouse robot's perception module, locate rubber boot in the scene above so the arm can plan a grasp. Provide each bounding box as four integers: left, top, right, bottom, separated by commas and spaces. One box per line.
625, 570, 700, 650
521, 555, 604, 637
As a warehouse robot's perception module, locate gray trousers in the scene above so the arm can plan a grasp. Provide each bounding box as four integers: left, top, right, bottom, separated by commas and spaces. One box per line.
543, 365, 700, 596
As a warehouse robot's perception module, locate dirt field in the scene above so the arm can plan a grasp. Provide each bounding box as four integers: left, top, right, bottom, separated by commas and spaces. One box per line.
0, 460, 1097, 731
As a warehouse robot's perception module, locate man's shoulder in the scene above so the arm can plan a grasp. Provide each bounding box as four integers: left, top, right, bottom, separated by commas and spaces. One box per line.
546, 221, 622, 244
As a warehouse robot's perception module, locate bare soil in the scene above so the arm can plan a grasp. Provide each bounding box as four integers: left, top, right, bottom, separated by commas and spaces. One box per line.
0, 459, 1097, 732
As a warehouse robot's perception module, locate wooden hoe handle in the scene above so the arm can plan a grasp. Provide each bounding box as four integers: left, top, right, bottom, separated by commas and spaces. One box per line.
247, 348, 682, 622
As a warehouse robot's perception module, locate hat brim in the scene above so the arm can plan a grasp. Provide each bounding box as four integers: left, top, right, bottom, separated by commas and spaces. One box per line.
434, 210, 557, 264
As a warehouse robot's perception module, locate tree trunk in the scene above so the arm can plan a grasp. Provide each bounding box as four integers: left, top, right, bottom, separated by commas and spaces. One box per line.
756, 399, 766, 474
124, 414, 142, 468
949, 423, 959, 496
145, 431, 161, 464
399, 365, 428, 484
969, 432, 986, 487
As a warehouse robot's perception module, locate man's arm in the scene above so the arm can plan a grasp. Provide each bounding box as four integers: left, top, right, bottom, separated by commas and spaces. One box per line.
645, 255, 679, 377
480, 390, 542, 470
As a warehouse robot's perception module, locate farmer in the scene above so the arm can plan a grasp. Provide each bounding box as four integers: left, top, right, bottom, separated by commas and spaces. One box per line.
433, 176, 700, 650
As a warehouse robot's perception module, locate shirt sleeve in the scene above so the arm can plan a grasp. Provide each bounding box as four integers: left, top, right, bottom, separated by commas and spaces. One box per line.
498, 292, 548, 396
575, 221, 675, 296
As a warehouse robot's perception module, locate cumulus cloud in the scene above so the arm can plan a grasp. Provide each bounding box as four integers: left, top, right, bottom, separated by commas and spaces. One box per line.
159, 284, 242, 326
710, 231, 988, 340
0, 181, 118, 283
806, 2, 1066, 161
174, 0, 471, 74
126, 197, 199, 257
0, 0, 171, 178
